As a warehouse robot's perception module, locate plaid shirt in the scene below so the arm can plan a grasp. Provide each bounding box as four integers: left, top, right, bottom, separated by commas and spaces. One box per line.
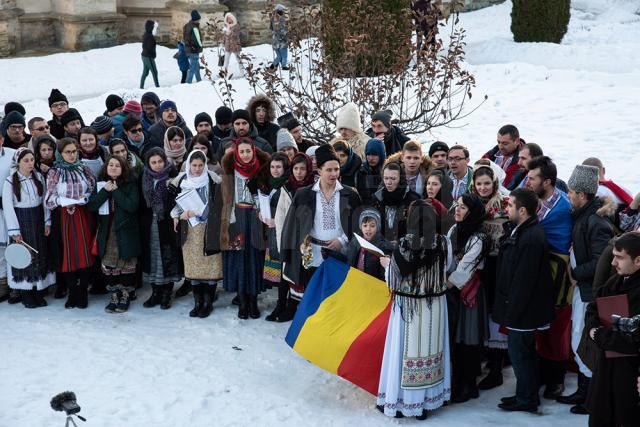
537, 188, 561, 221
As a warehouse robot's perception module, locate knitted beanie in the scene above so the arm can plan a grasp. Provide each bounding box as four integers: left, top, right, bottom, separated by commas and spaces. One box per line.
91, 115, 114, 135
48, 89, 68, 107
429, 141, 449, 157
276, 128, 298, 151
105, 94, 125, 113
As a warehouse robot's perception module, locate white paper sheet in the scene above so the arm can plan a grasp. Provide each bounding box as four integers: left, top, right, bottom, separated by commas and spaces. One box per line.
175, 189, 206, 227
258, 191, 271, 221
355, 234, 385, 258
58, 196, 87, 207
96, 182, 109, 215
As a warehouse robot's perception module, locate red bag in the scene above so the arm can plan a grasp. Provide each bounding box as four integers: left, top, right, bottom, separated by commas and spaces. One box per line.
460, 272, 481, 308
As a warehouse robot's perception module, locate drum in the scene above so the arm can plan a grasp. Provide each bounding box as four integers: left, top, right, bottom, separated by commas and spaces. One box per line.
5, 243, 33, 269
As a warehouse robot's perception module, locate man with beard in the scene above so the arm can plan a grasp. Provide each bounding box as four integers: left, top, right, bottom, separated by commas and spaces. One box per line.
60, 108, 83, 139
140, 92, 160, 130
144, 100, 193, 157
247, 95, 280, 151
483, 124, 525, 190
526, 156, 574, 400
366, 110, 410, 156
219, 109, 273, 158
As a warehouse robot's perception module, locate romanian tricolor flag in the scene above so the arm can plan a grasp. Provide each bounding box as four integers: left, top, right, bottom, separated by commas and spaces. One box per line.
285, 257, 392, 395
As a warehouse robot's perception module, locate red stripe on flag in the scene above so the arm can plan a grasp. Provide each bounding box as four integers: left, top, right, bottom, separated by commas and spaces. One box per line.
336, 301, 392, 395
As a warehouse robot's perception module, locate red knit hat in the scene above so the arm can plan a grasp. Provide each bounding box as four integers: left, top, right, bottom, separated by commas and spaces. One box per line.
123, 100, 143, 114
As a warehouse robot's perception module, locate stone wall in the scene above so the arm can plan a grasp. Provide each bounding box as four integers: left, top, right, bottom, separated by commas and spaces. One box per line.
0, 0, 505, 57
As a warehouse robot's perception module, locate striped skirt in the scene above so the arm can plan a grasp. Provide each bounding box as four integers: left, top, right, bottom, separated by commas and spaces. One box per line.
59, 205, 95, 273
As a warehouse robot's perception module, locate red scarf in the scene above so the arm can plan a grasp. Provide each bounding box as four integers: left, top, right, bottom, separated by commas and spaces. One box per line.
233, 138, 260, 178
600, 180, 632, 205
286, 152, 314, 193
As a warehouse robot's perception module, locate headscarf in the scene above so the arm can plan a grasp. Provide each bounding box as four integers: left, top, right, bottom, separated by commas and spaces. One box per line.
451, 193, 490, 271
286, 152, 314, 193
11, 147, 31, 173
54, 145, 84, 172
163, 126, 187, 166
233, 137, 260, 178
181, 149, 210, 190
339, 145, 355, 175
142, 147, 172, 215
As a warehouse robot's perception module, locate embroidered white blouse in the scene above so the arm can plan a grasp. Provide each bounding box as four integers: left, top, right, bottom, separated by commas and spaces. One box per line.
309, 180, 348, 267
2, 172, 50, 237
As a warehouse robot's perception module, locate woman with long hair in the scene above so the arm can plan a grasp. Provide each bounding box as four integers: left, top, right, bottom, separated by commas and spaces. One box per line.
88, 156, 141, 313
272, 152, 314, 322
33, 134, 57, 177
171, 150, 224, 318
164, 126, 187, 172
471, 163, 510, 390
446, 193, 490, 403
44, 138, 96, 308
2, 148, 55, 308
78, 127, 109, 178
221, 137, 270, 319
140, 148, 182, 309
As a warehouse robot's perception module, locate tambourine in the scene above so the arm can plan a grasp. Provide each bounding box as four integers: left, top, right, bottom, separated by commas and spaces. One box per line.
5, 241, 38, 269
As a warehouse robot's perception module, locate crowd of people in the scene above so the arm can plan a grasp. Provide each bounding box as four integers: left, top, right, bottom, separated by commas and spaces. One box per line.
1, 81, 639, 424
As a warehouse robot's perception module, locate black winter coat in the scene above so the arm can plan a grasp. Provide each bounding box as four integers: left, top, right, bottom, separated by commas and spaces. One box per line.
141, 20, 157, 58
372, 187, 420, 243
366, 125, 410, 156
48, 114, 86, 140
281, 184, 362, 285
219, 124, 273, 159
571, 197, 614, 302
255, 121, 280, 152
355, 163, 382, 206
339, 153, 362, 189
492, 216, 555, 330
345, 232, 394, 280
585, 270, 640, 426
143, 114, 194, 159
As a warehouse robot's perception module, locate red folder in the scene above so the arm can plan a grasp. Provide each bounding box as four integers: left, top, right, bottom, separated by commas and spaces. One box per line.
596, 294, 635, 358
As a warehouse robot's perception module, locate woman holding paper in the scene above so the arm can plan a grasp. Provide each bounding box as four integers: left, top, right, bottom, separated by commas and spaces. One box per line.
170, 150, 224, 319
87, 156, 141, 313
139, 148, 182, 310
2, 148, 55, 308
45, 137, 96, 309
220, 138, 270, 320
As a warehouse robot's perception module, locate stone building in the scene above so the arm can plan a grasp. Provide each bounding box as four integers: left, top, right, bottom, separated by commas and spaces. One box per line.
0, 0, 504, 57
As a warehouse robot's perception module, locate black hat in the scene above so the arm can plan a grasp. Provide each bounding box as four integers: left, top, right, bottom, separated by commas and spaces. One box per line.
91, 115, 113, 135
371, 110, 392, 129
277, 112, 301, 130
215, 106, 233, 125
4, 102, 25, 116
191, 10, 201, 21
48, 89, 68, 107
105, 94, 125, 113
60, 108, 82, 127
315, 144, 339, 169
194, 112, 213, 128
231, 109, 252, 124
141, 91, 160, 106
429, 141, 449, 157
3, 111, 26, 127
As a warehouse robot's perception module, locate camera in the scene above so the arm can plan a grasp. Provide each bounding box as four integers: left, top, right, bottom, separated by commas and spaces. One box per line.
611, 314, 640, 334
50, 391, 81, 415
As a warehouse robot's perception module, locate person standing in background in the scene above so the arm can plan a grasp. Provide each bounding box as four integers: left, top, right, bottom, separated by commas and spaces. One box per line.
221, 13, 243, 78
141, 20, 160, 89
183, 10, 204, 84
269, 4, 289, 70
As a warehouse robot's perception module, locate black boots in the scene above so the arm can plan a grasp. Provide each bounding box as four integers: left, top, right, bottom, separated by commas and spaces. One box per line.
274, 298, 298, 322
189, 284, 204, 317
143, 285, 163, 308
237, 293, 249, 319
160, 283, 173, 310
478, 349, 505, 390
249, 295, 260, 319
20, 289, 38, 308
266, 282, 288, 322
557, 373, 590, 415
175, 280, 192, 298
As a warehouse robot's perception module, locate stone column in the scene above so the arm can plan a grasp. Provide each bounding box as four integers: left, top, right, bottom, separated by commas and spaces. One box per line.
52, 0, 125, 51
0, 0, 23, 57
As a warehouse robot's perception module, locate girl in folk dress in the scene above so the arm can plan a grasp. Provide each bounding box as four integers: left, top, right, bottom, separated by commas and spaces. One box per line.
261, 152, 289, 321
471, 163, 510, 390
171, 150, 224, 319
33, 134, 57, 177
140, 148, 182, 310
87, 156, 141, 313
446, 193, 490, 403
44, 138, 96, 309
221, 138, 270, 320
78, 127, 109, 178
273, 152, 314, 321
222, 13, 244, 77
377, 200, 451, 419
2, 148, 55, 308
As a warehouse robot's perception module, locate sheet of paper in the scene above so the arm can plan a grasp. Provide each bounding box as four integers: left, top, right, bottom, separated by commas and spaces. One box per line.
58, 196, 87, 207
96, 182, 109, 215
258, 191, 271, 221
175, 189, 206, 227
355, 234, 385, 258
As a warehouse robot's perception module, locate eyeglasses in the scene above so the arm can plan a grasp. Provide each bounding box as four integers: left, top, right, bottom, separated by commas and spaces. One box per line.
62, 149, 78, 155
447, 157, 468, 163
129, 127, 143, 134
34, 125, 50, 132
51, 102, 68, 109
8, 125, 24, 131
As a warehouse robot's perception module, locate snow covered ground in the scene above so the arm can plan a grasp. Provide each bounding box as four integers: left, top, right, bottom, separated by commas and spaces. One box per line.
2, 0, 639, 425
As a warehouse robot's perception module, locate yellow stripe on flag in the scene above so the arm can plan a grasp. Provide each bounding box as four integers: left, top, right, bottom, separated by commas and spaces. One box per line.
293, 267, 391, 374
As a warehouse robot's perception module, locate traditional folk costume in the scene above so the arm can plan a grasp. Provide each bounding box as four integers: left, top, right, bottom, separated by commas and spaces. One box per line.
2, 149, 55, 306
0, 146, 16, 302
171, 150, 224, 318
221, 139, 270, 319
44, 149, 96, 308
377, 200, 451, 418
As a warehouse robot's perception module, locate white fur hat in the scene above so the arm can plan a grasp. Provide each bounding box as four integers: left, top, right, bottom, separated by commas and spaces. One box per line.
335, 102, 362, 133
